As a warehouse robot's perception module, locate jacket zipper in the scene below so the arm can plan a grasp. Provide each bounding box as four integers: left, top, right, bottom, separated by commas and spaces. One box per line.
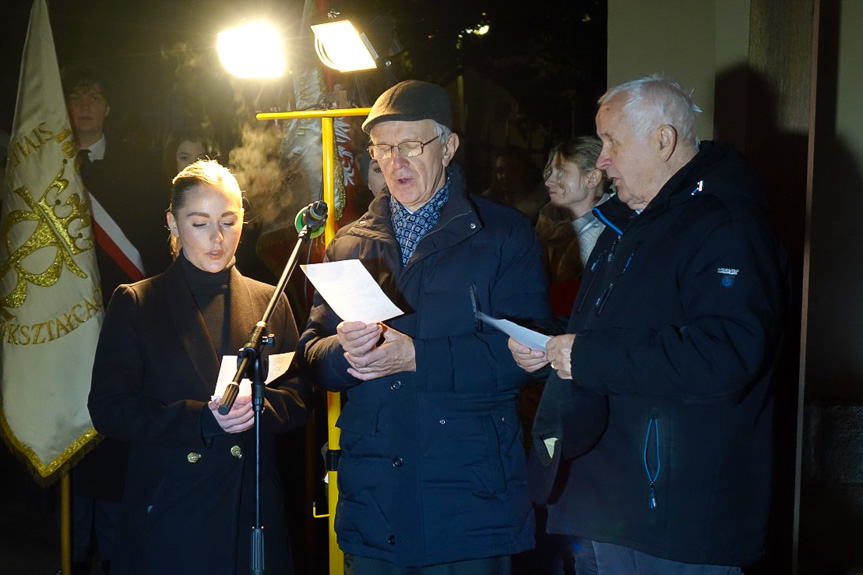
643, 417, 661, 509
595, 243, 639, 316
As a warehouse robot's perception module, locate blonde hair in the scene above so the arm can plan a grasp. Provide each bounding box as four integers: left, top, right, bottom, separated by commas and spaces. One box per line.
168, 160, 243, 258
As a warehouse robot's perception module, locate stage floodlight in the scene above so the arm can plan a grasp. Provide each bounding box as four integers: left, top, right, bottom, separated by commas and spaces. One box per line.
311, 20, 378, 72
218, 22, 287, 79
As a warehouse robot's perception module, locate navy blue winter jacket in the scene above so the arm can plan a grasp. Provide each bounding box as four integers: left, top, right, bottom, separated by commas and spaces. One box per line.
299, 165, 552, 566
535, 141, 790, 566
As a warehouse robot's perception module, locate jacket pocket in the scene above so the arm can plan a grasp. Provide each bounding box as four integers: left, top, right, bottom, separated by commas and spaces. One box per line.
419, 398, 514, 496
336, 402, 380, 457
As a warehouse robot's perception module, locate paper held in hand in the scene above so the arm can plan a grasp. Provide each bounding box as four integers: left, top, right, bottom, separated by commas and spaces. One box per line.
211, 352, 295, 401
477, 311, 551, 351
300, 259, 404, 324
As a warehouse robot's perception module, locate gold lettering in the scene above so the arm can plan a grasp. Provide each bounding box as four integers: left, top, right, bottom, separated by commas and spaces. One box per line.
18, 324, 30, 345
37, 122, 56, 141
71, 304, 86, 324
32, 322, 45, 345
14, 140, 31, 162
84, 295, 100, 317
6, 323, 20, 345
22, 134, 42, 156
8, 147, 21, 170
54, 317, 70, 338
0, 293, 102, 346
62, 312, 79, 332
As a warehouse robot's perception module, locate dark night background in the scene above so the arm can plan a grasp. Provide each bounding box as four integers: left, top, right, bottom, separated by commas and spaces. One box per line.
0, 0, 607, 181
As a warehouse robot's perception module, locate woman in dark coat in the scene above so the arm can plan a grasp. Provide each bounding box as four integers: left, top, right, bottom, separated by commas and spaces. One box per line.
88, 160, 310, 575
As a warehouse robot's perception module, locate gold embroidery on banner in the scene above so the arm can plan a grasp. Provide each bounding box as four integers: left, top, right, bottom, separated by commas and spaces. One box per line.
0, 159, 94, 313
0, 287, 102, 346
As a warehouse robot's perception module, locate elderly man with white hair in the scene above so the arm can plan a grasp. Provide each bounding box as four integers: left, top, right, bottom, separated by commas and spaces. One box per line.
510, 75, 790, 574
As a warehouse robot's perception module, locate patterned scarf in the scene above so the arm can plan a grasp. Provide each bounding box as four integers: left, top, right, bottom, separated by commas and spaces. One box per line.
390, 175, 451, 266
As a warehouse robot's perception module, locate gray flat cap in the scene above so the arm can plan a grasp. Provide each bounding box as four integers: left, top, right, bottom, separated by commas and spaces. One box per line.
362, 80, 452, 133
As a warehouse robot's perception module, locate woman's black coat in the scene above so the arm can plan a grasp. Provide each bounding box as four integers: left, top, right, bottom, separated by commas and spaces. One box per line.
89, 259, 310, 575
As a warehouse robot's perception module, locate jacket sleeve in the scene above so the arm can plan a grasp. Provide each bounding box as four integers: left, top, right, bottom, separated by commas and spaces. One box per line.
298, 291, 357, 392
260, 292, 313, 430
88, 286, 211, 447
572, 212, 789, 403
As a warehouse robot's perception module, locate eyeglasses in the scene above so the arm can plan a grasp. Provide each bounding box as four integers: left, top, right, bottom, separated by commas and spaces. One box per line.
368, 136, 439, 160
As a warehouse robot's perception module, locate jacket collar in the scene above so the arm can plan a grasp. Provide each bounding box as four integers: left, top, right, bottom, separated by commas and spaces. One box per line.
164, 259, 255, 393
642, 140, 759, 218
356, 165, 481, 266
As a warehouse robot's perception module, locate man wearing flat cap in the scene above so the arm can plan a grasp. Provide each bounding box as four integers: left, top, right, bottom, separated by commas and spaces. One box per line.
300, 80, 552, 573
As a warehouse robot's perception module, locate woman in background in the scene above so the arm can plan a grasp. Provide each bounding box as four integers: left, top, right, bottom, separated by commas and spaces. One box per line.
535, 136, 615, 316
89, 160, 310, 575
162, 128, 211, 188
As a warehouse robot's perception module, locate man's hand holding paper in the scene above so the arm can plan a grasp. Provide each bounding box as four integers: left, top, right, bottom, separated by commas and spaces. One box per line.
338, 322, 416, 381
507, 337, 549, 373
301, 259, 415, 381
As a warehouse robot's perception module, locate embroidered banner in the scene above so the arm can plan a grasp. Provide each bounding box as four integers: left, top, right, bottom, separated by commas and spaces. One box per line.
0, 0, 103, 479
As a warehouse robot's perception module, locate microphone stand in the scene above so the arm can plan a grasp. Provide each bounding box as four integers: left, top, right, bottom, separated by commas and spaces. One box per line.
218, 201, 327, 575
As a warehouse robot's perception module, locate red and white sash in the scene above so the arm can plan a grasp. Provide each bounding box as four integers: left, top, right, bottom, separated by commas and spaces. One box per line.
89, 193, 145, 282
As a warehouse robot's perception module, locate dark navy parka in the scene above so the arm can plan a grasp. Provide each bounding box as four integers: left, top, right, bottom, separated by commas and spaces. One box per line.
299, 165, 552, 566
535, 141, 790, 567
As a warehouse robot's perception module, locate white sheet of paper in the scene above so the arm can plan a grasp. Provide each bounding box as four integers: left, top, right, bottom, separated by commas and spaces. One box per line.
477, 311, 551, 351
211, 352, 295, 401
301, 259, 403, 324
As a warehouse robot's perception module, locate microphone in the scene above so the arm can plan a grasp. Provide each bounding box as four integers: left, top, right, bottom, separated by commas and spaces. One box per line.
294, 201, 328, 238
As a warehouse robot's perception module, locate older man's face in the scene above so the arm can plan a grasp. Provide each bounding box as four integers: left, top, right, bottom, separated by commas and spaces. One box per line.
595, 96, 666, 211
369, 119, 457, 211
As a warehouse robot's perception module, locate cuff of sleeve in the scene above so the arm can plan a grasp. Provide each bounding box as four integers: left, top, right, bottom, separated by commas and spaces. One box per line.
201, 405, 223, 444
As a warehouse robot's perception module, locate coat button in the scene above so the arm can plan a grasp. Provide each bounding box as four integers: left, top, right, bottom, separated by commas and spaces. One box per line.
388, 534, 395, 545
230, 445, 243, 459
392, 457, 404, 467
187, 452, 201, 464
469, 223, 477, 229
390, 380, 402, 390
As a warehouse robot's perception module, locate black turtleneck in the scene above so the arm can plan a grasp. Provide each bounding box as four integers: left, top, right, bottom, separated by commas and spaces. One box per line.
178, 252, 232, 355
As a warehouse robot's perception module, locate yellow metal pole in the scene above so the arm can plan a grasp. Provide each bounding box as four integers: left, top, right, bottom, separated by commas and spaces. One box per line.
256, 108, 371, 122
320, 116, 337, 245
61, 470, 72, 575
320, 115, 342, 575
256, 107, 371, 575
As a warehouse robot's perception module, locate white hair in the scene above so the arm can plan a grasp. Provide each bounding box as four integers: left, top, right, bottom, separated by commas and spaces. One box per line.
432, 120, 452, 143
599, 75, 702, 148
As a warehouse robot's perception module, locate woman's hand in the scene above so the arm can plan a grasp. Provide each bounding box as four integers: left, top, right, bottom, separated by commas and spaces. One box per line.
209, 395, 254, 433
